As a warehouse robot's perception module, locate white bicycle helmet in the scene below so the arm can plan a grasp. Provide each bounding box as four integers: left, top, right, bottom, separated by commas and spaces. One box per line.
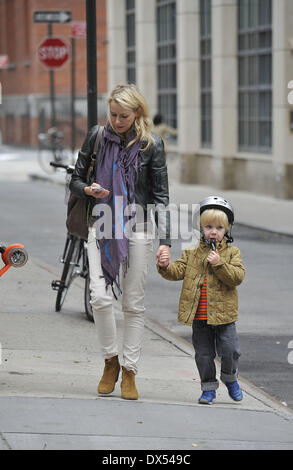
199, 196, 235, 242
199, 195, 234, 224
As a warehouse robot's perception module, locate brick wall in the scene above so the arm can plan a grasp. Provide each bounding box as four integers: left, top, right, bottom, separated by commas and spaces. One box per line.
0, 0, 108, 146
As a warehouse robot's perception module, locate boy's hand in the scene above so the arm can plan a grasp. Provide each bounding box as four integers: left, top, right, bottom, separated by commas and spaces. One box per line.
156, 245, 170, 268
207, 249, 220, 265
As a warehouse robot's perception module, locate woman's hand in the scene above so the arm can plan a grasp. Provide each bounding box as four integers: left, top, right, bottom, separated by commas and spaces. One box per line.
84, 184, 110, 199
156, 245, 170, 268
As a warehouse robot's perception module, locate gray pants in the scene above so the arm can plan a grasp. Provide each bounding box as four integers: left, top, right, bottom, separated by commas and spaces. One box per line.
192, 320, 241, 391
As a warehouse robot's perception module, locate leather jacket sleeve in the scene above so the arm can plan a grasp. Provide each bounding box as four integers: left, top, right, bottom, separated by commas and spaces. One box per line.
69, 125, 99, 199
143, 133, 171, 246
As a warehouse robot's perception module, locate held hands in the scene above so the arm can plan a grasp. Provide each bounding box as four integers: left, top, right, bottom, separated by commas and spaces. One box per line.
84, 184, 110, 199
156, 245, 170, 269
156, 247, 220, 269
207, 249, 220, 265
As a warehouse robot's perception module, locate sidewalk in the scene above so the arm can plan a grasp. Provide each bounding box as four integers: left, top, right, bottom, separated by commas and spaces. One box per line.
0, 144, 293, 450
166, 152, 293, 237
0, 256, 292, 450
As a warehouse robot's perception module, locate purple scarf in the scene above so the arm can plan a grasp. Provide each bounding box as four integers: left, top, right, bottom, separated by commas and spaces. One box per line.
94, 123, 143, 292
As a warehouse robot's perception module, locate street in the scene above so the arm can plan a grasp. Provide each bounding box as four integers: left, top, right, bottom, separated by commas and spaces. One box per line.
0, 173, 293, 410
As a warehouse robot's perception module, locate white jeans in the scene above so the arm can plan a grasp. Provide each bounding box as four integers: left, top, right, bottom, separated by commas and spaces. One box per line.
87, 225, 152, 374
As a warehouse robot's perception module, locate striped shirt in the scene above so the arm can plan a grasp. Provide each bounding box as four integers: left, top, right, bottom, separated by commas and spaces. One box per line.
194, 273, 207, 320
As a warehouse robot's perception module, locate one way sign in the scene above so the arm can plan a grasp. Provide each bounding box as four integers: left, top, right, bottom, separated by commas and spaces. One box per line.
33, 11, 72, 24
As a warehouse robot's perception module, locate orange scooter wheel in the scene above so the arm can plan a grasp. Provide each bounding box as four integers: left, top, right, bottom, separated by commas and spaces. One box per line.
3, 244, 28, 268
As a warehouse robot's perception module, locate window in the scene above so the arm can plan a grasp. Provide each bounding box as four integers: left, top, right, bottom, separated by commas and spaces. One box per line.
200, 0, 212, 147
126, 0, 136, 84
156, 0, 177, 128
238, 0, 272, 152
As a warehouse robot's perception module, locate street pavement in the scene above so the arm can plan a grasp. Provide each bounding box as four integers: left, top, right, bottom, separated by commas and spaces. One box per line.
0, 144, 293, 451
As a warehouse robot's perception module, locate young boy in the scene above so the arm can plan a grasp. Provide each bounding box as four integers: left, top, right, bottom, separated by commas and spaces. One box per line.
157, 196, 245, 404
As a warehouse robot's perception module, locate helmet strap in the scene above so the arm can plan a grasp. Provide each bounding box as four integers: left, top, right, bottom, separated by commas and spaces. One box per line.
225, 226, 234, 243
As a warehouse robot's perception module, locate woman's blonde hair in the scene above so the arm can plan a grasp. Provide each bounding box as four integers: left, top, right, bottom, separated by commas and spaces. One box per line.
200, 209, 230, 232
108, 84, 153, 151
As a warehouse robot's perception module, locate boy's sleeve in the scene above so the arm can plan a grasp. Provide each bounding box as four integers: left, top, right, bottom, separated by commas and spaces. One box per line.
157, 249, 189, 281
211, 247, 245, 287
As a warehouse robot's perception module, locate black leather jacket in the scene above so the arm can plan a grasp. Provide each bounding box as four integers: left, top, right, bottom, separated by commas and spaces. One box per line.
69, 125, 171, 246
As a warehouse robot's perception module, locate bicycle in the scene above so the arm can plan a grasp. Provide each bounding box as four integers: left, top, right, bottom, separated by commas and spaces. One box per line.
50, 161, 94, 322
37, 127, 74, 175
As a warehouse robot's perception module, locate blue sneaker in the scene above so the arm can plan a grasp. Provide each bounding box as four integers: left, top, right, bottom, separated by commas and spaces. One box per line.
198, 390, 216, 405
225, 381, 243, 401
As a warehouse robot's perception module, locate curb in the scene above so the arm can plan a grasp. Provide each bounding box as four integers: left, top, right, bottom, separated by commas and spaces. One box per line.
231, 222, 293, 239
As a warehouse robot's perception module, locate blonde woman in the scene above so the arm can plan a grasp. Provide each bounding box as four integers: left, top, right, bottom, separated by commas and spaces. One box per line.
70, 84, 171, 399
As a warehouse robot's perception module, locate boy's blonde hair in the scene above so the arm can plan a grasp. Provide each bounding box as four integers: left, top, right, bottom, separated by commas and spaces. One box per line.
200, 209, 230, 232
108, 84, 153, 151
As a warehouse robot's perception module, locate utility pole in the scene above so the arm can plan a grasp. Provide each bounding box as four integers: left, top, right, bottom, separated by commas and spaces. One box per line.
71, 35, 76, 153
48, 23, 56, 129
86, 0, 98, 130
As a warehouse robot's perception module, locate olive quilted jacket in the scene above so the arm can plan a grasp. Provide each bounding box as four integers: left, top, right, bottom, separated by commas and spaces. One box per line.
157, 239, 245, 326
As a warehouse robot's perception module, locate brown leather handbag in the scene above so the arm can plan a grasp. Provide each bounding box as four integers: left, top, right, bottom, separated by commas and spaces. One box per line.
66, 126, 104, 240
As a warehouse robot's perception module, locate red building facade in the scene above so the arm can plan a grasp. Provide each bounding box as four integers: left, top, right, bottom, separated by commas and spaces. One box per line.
0, 0, 107, 147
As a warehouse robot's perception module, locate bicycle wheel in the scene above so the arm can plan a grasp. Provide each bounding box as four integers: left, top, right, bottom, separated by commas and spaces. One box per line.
38, 146, 74, 174
55, 146, 75, 167
37, 147, 56, 174
84, 272, 94, 322
55, 236, 81, 312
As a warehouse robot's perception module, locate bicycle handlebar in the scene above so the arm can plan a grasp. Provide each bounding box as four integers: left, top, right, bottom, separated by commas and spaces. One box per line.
49, 161, 75, 174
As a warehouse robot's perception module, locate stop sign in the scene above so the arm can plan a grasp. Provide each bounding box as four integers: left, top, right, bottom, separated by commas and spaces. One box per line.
38, 37, 70, 69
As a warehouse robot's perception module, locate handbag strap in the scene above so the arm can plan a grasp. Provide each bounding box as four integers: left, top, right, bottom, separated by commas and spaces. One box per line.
86, 125, 104, 183
93, 125, 104, 157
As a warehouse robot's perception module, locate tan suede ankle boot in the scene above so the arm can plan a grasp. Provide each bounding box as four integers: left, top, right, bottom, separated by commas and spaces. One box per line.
121, 366, 138, 400
97, 355, 120, 394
